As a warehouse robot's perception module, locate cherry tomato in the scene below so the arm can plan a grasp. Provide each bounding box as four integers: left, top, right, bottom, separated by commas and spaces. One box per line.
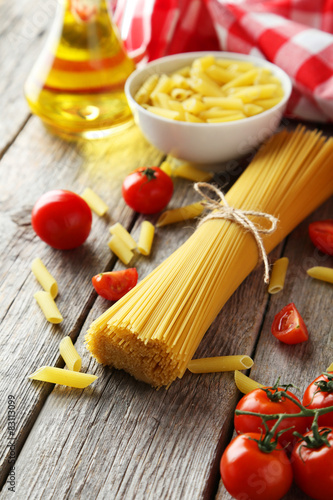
92, 268, 138, 301
31, 190, 92, 250
221, 432, 293, 500
122, 167, 173, 214
302, 372, 333, 428
271, 302, 308, 345
234, 387, 310, 451
291, 428, 333, 500
308, 219, 333, 255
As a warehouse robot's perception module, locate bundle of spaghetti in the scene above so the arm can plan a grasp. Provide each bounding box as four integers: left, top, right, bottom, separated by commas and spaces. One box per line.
85, 126, 333, 388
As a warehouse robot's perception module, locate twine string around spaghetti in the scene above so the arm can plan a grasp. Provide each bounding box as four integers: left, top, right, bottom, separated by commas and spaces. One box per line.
194, 182, 278, 284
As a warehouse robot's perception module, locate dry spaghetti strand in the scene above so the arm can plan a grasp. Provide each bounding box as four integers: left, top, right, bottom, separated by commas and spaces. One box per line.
86, 127, 333, 388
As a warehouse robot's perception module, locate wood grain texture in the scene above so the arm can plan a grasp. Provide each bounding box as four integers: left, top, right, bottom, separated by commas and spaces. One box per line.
0, 117, 163, 486
216, 197, 333, 500
1, 6, 332, 494
1, 242, 276, 500
0, 0, 57, 154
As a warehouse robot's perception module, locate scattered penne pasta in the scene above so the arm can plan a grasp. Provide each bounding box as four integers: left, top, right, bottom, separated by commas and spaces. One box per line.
327, 361, 333, 371
59, 336, 82, 371
156, 202, 204, 227
34, 290, 63, 324
234, 370, 264, 394
172, 162, 213, 182
134, 74, 159, 104
31, 258, 58, 299
268, 257, 289, 294
109, 222, 137, 250
134, 56, 284, 124
188, 355, 253, 373
28, 366, 97, 388
108, 234, 134, 265
159, 161, 173, 176
81, 187, 109, 216
138, 221, 155, 256
307, 266, 333, 284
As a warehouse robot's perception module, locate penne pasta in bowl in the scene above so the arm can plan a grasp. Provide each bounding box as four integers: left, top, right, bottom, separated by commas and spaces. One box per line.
125, 52, 292, 166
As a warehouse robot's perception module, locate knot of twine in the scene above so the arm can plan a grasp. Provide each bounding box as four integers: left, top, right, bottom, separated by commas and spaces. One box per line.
194, 182, 278, 284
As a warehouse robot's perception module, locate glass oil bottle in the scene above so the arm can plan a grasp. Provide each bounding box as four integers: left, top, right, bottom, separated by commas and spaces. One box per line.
24, 0, 136, 139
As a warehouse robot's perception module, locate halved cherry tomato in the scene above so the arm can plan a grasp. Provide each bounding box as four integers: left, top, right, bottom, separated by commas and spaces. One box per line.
302, 372, 333, 428
31, 190, 92, 250
271, 303, 308, 345
221, 432, 293, 500
92, 268, 138, 301
234, 387, 310, 451
291, 428, 333, 500
122, 167, 173, 214
308, 219, 333, 255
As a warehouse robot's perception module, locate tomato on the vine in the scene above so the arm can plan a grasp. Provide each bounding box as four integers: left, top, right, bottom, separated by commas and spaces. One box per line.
92, 268, 138, 301
122, 167, 173, 214
234, 386, 310, 450
308, 219, 333, 255
271, 302, 308, 345
302, 372, 333, 428
221, 432, 293, 500
31, 190, 92, 250
291, 428, 333, 500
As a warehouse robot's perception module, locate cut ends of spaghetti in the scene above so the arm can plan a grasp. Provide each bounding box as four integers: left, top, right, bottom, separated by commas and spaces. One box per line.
85, 324, 183, 388
85, 126, 333, 388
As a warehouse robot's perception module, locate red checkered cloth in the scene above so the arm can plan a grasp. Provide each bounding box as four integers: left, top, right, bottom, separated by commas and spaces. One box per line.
113, 0, 333, 122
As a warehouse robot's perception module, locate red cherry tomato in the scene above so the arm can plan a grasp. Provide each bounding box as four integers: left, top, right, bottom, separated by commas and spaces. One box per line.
271, 302, 308, 345
31, 190, 92, 250
291, 428, 333, 500
308, 219, 333, 255
122, 167, 173, 214
220, 432, 293, 500
92, 268, 138, 301
302, 372, 333, 428
234, 387, 310, 451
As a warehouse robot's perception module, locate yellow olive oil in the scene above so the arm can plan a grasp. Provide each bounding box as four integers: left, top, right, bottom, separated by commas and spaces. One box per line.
25, 0, 135, 138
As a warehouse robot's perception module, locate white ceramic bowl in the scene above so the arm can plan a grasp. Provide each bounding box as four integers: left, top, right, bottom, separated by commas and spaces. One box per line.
125, 51, 292, 165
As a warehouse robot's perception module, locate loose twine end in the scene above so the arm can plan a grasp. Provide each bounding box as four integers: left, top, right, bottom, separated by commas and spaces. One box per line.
194, 182, 279, 284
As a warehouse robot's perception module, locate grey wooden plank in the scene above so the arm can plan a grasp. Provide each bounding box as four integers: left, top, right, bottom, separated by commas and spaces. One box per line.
0, 0, 59, 154
0, 163, 282, 498
0, 116, 163, 486
216, 197, 333, 499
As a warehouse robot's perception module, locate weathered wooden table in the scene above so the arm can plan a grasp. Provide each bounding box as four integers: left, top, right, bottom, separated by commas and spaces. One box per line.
1, 2, 332, 499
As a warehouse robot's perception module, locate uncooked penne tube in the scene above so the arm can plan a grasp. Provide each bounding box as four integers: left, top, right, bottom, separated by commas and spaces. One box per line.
138, 221, 155, 256
108, 234, 134, 265
268, 257, 289, 294
156, 202, 204, 227
109, 222, 137, 250
134, 74, 159, 104
172, 162, 213, 182
81, 188, 108, 216
28, 366, 97, 388
202, 96, 244, 110
34, 291, 63, 324
59, 336, 82, 371
307, 266, 333, 284
159, 161, 172, 176
222, 69, 259, 91
188, 355, 253, 373
31, 258, 58, 299
234, 370, 264, 394
327, 361, 333, 371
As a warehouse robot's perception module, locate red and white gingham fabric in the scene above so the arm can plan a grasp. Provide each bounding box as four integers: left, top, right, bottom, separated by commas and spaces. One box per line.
113, 0, 333, 122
